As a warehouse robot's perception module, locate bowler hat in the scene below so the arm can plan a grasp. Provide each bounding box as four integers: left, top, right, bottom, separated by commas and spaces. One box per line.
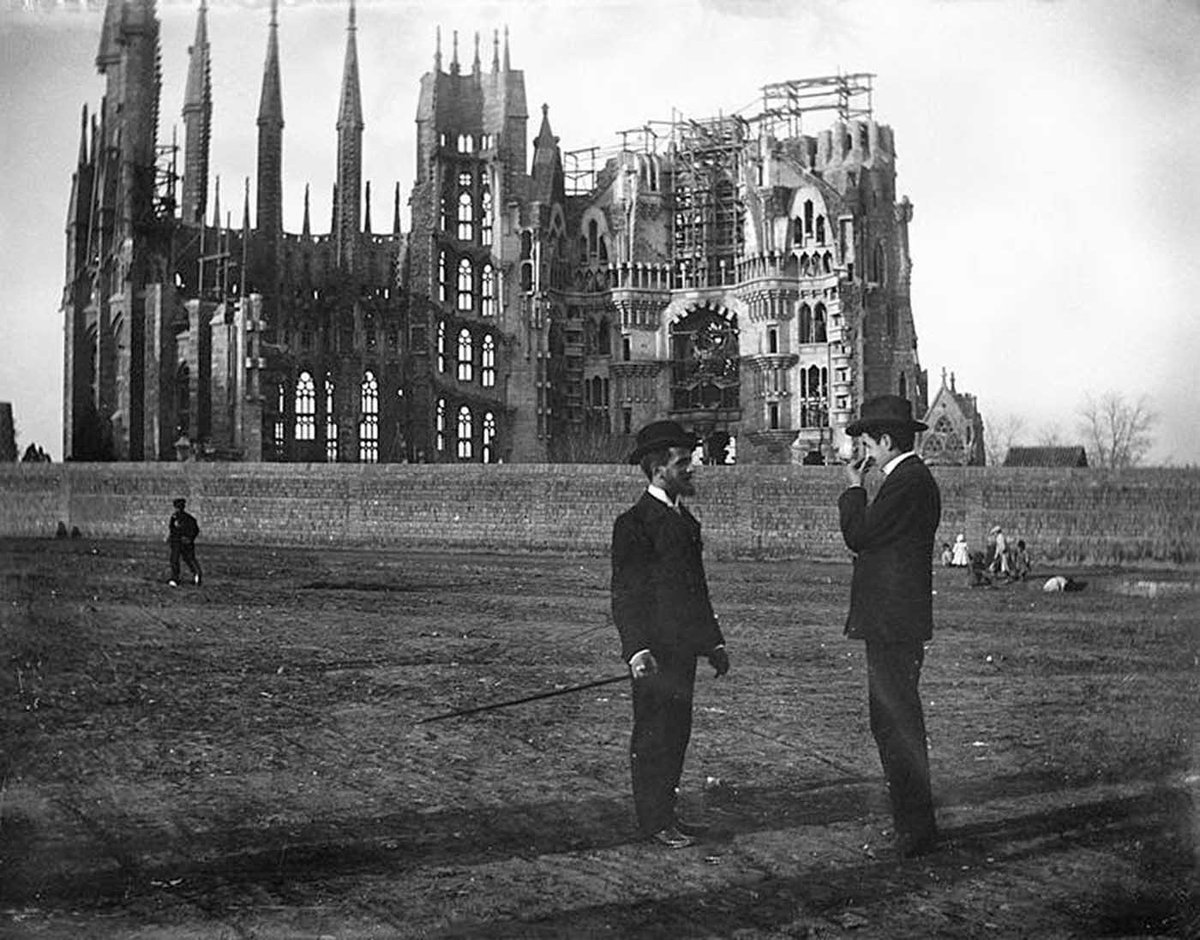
628, 420, 699, 464
173, 498, 187, 509
845, 395, 928, 437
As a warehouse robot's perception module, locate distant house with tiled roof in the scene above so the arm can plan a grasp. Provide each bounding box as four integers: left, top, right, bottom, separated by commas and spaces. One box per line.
920, 370, 986, 466
1004, 446, 1088, 468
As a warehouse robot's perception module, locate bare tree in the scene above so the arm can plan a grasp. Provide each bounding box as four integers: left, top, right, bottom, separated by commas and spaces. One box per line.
1037, 423, 1064, 447
984, 412, 1025, 466
1077, 391, 1157, 469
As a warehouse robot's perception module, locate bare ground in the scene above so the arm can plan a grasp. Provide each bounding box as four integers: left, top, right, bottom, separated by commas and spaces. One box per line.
0, 537, 1197, 939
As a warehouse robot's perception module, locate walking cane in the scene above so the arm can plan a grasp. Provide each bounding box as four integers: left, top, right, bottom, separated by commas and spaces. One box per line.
417, 674, 628, 724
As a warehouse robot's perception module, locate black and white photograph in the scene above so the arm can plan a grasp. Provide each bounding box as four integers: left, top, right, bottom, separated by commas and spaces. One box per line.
1, 0, 1197, 936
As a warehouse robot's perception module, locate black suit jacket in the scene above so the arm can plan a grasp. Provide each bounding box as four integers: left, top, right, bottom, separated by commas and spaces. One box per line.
838, 455, 941, 645
611, 492, 724, 662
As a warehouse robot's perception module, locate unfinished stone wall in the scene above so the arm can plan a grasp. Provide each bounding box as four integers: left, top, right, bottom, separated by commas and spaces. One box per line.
0, 464, 1195, 564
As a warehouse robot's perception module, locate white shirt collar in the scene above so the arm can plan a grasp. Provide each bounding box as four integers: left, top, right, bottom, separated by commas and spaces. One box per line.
882, 451, 918, 476
646, 484, 679, 510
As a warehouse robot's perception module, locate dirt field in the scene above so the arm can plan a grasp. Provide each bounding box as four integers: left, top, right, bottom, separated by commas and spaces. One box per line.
1, 537, 1196, 939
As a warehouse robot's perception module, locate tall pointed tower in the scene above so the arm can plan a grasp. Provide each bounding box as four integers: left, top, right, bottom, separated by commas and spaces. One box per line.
408, 24, 542, 463
334, 0, 363, 269
180, 0, 211, 226
256, 0, 284, 241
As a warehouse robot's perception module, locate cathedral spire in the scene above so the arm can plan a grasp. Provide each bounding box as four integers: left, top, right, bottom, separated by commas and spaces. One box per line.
451, 29, 459, 74
336, 0, 363, 129
503, 25, 510, 71
257, 0, 284, 235
364, 180, 372, 235
472, 30, 480, 75
335, 0, 364, 266
96, 0, 122, 70
434, 25, 442, 73
392, 182, 401, 235
302, 182, 311, 237
492, 29, 500, 72
211, 175, 221, 229
77, 103, 90, 167
182, 0, 212, 225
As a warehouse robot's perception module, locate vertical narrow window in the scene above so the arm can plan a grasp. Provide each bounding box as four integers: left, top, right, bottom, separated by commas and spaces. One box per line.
274, 382, 286, 455
457, 192, 474, 241
481, 263, 496, 316
767, 327, 778, 354
587, 219, 598, 256
457, 328, 473, 382
482, 411, 496, 463
359, 371, 378, 463
325, 373, 338, 462
804, 199, 814, 235
482, 333, 496, 387
438, 251, 447, 303
295, 371, 316, 441
457, 405, 473, 459
798, 303, 812, 344
436, 398, 446, 452
899, 372, 907, 398
481, 186, 493, 246
457, 258, 473, 312
437, 320, 446, 373
814, 304, 828, 343
769, 402, 780, 430
815, 215, 826, 245
622, 336, 631, 361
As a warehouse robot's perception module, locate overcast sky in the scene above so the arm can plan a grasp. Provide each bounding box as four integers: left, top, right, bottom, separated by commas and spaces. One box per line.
2, 0, 1198, 464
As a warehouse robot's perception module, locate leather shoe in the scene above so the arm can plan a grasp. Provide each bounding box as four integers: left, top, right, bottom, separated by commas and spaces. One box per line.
648, 827, 694, 849
674, 818, 711, 837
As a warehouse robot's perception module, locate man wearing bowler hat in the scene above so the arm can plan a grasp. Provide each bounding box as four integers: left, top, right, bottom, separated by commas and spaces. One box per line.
839, 395, 941, 857
611, 420, 730, 849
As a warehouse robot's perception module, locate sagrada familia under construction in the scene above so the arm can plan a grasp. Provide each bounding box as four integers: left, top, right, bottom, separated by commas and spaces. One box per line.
61, 0, 937, 465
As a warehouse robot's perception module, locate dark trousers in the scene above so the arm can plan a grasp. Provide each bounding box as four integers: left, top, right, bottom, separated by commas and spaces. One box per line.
630, 651, 696, 834
866, 641, 935, 839
170, 541, 201, 581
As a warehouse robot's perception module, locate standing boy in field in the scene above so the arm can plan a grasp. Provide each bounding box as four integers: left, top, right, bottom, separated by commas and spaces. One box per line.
168, 497, 202, 587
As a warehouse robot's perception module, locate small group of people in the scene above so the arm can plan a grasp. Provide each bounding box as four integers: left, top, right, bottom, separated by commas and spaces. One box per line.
943, 527, 1033, 587
612, 395, 939, 859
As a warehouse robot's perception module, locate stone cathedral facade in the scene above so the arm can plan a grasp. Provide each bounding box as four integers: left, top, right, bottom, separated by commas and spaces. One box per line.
61, 0, 927, 465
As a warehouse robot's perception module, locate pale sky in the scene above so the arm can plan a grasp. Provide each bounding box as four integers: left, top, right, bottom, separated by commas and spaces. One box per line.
2, 0, 1198, 464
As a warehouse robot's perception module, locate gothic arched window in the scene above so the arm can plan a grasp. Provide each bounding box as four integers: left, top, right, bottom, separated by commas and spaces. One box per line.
457, 405, 473, 459
359, 371, 378, 463
481, 263, 496, 317
295, 371, 316, 441
457, 328, 473, 382
481, 186, 493, 246
436, 398, 446, 452
457, 258, 473, 312
481, 333, 496, 388
437, 320, 446, 372
324, 373, 338, 462
457, 191, 474, 242
482, 411, 496, 463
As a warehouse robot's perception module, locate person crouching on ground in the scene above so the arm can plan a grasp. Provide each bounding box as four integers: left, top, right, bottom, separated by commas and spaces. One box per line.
611, 420, 730, 850
168, 497, 202, 587
838, 395, 941, 858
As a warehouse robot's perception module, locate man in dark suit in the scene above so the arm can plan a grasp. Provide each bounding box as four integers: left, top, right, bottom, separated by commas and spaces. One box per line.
839, 395, 941, 857
612, 420, 731, 849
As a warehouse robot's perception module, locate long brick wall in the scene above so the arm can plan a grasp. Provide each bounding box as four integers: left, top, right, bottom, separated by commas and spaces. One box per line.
0, 464, 1197, 564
